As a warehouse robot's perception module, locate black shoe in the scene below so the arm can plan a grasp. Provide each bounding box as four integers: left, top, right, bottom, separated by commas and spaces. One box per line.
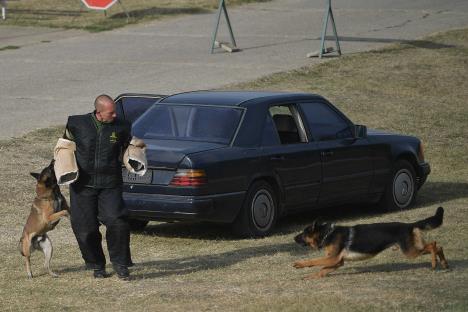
113, 264, 130, 280
93, 269, 109, 279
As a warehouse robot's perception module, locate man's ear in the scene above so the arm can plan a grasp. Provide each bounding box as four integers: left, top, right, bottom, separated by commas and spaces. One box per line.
30, 172, 41, 180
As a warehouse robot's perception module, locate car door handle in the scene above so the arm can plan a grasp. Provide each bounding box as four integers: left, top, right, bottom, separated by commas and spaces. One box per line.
270, 155, 285, 161
321, 151, 334, 157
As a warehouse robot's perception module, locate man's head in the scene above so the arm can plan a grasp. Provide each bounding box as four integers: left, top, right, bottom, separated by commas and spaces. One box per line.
94, 94, 116, 123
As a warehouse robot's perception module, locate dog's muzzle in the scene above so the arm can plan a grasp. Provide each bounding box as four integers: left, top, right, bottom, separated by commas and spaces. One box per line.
294, 233, 308, 247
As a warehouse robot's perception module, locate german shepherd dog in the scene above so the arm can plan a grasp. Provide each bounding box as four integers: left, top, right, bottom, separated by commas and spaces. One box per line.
293, 207, 449, 279
19, 160, 70, 278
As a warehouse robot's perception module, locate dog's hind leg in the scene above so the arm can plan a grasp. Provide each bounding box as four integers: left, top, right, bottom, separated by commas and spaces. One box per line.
422, 241, 449, 269
402, 229, 448, 270
21, 234, 36, 278
422, 242, 439, 269
435, 245, 449, 269
39, 235, 58, 277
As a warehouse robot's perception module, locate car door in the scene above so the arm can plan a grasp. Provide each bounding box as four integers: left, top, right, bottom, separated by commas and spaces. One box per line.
260, 104, 322, 208
298, 100, 373, 205
114, 93, 165, 124
115, 94, 165, 184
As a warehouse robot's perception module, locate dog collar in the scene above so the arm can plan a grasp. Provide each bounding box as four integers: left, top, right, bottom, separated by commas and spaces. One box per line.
319, 224, 335, 248
36, 196, 52, 201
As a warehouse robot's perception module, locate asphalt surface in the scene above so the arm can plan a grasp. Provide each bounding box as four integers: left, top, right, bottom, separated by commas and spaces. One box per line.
0, 0, 467, 139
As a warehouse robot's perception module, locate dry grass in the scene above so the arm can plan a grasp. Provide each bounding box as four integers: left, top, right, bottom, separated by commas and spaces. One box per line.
0, 0, 271, 32
1, 29, 468, 311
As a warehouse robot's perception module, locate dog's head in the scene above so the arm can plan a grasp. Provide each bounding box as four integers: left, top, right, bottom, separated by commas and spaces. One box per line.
294, 220, 331, 250
30, 160, 58, 194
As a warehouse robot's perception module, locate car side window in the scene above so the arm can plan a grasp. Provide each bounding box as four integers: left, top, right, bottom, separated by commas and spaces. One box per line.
261, 113, 281, 146
116, 96, 161, 124
269, 105, 307, 145
299, 102, 353, 141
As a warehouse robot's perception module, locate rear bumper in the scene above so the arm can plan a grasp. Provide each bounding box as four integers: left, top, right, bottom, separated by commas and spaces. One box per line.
123, 191, 246, 223
417, 162, 431, 189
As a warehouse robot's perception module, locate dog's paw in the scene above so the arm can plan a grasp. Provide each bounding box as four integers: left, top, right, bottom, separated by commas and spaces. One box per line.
293, 260, 308, 269
302, 273, 320, 280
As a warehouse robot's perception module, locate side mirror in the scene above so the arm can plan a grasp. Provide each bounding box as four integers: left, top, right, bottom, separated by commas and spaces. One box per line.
353, 125, 367, 138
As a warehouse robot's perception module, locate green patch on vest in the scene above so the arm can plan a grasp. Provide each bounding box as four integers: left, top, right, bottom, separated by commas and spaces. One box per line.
110, 131, 118, 143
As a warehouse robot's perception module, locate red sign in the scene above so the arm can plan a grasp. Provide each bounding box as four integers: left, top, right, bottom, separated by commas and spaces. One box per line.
81, 0, 118, 10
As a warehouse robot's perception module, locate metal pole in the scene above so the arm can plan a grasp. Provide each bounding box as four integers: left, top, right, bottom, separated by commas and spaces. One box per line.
318, 0, 341, 58
319, 0, 331, 58
210, 0, 237, 53
328, 4, 341, 55
210, 0, 224, 53
222, 0, 237, 48
118, 0, 130, 22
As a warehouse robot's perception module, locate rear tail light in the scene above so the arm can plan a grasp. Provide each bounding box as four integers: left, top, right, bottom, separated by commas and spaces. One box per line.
170, 169, 207, 187
418, 142, 425, 162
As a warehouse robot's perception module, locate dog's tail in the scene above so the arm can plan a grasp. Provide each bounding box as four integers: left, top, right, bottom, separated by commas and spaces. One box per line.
412, 207, 444, 231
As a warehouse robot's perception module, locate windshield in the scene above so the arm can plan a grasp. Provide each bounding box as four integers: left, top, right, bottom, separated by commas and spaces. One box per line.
132, 104, 244, 144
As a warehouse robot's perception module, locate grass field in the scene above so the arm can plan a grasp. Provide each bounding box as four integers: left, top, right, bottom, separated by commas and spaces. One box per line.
0, 0, 270, 32
0, 28, 467, 311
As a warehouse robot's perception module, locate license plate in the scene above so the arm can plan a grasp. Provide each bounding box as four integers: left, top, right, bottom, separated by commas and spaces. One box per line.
122, 168, 152, 184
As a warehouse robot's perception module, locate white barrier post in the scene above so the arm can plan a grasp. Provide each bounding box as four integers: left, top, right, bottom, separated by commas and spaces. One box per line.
1, 0, 6, 20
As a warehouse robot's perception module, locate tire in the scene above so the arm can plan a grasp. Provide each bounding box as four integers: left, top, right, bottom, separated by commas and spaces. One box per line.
232, 181, 277, 238
379, 159, 417, 211
127, 219, 149, 232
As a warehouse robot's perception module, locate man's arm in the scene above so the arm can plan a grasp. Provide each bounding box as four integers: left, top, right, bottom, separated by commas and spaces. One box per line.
63, 118, 75, 141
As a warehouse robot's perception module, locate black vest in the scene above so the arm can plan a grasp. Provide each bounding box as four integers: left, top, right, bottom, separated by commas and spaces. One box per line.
66, 113, 131, 188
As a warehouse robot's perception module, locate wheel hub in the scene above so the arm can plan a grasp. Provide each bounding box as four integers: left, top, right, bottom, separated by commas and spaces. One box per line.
393, 169, 414, 208
252, 190, 274, 229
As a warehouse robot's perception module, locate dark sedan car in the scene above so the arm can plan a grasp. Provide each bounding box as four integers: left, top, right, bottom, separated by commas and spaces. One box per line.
115, 91, 430, 237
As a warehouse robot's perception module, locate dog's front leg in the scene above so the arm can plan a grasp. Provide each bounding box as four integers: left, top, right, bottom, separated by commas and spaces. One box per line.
46, 210, 69, 225
293, 254, 342, 269
303, 258, 345, 279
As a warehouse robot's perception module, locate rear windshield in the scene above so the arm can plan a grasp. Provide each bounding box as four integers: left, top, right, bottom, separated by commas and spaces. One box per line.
132, 104, 244, 144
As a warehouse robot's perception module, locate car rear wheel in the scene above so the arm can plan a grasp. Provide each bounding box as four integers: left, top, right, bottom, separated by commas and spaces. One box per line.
127, 219, 149, 232
232, 181, 277, 238
379, 159, 417, 211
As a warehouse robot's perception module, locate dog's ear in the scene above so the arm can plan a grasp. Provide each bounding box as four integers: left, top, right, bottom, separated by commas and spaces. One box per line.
30, 172, 41, 180
49, 159, 56, 167
311, 220, 317, 231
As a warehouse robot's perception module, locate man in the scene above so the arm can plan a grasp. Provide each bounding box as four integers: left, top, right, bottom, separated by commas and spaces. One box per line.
64, 94, 133, 280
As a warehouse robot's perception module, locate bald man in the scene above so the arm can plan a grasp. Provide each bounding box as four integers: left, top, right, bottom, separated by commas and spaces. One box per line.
64, 94, 133, 280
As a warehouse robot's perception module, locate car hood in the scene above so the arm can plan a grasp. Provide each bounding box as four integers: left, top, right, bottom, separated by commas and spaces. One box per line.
143, 139, 226, 168
367, 128, 396, 136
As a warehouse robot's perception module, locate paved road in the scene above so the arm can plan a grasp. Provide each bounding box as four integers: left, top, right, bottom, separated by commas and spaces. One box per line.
0, 0, 467, 139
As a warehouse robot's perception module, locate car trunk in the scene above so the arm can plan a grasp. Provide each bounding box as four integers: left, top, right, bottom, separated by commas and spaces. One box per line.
123, 139, 225, 186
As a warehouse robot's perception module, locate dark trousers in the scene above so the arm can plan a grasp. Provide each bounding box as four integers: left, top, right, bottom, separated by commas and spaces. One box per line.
70, 185, 132, 270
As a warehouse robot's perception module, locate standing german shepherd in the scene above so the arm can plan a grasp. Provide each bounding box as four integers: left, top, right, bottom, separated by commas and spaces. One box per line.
19, 160, 69, 278
293, 207, 449, 279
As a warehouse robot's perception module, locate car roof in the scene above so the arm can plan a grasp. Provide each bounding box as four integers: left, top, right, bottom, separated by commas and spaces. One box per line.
160, 90, 321, 107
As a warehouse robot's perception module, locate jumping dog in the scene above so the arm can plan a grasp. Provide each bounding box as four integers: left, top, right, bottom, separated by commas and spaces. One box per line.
19, 160, 69, 278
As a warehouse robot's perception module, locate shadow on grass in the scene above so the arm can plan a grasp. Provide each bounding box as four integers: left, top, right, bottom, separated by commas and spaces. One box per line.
417, 181, 468, 206
336, 259, 467, 276
130, 241, 301, 279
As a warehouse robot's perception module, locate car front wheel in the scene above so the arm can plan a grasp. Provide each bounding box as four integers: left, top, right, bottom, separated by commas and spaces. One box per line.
233, 181, 277, 237
380, 159, 417, 211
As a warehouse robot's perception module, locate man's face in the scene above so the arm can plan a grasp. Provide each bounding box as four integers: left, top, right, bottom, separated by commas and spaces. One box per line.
97, 101, 117, 123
